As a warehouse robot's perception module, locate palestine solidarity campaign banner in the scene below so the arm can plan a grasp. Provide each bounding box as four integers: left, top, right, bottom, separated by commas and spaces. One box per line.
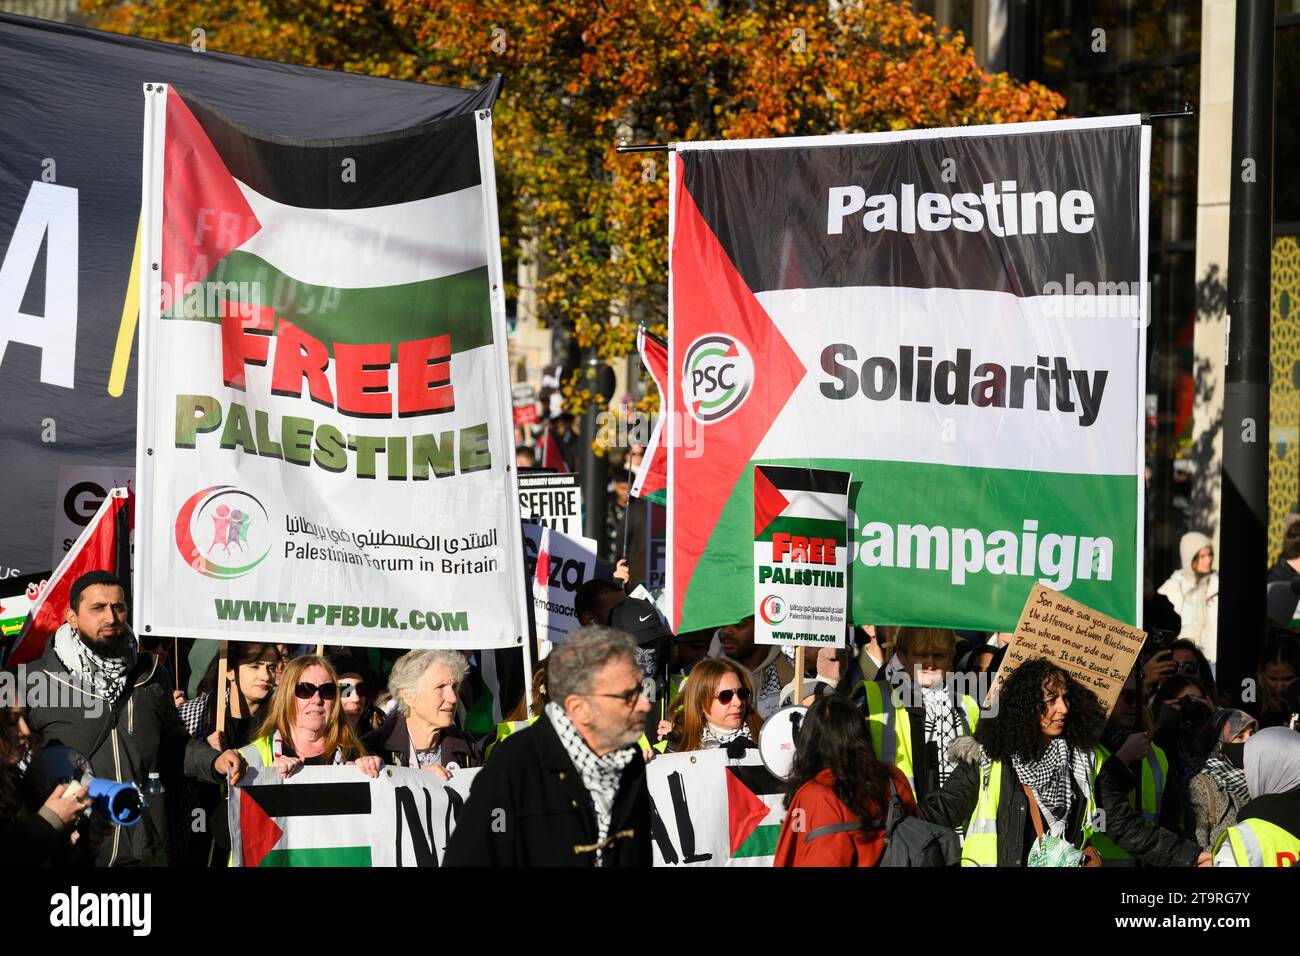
134, 86, 525, 649
669, 117, 1149, 634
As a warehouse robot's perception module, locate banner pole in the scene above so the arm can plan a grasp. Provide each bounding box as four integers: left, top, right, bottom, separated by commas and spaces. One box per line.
521, 644, 536, 719
173, 636, 180, 692
315, 643, 324, 657
215, 640, 229, 737
794, 646, 805, 705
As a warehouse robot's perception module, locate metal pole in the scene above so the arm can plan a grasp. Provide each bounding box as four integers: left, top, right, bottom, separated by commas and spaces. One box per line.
1218, 0, 1275, 704
579, 349, 610, 553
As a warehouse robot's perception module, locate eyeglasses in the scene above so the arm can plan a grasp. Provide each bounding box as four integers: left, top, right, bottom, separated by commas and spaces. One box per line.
339, 680, 368, 700
588, 686, 645, 707
716, 687, 751, 705
295, 681, 338, 701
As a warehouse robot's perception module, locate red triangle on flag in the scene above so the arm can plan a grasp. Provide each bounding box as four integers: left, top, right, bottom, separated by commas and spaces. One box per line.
535, 544, 550, 587
239, 787, 284, 868
753, 467, 791, 538
725, 767, 771, 856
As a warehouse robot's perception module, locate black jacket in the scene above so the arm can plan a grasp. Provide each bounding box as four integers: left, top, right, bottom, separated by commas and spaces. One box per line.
923, 741, 1202, 867
443, 714, 650, 867
24, 643, 224, 867
361, 711, 481, 770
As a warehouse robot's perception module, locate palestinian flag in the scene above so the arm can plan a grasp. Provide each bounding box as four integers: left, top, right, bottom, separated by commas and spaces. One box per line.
631, 326, 667, 504
5, 488, 132, 666
154, 85, 490, 358
725, 763, 785, 864
234, 779, 372, 867
753, 466, 850, 545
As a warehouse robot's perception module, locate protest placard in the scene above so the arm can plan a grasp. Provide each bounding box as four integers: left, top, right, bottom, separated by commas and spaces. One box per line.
988, 583, 1147, 717
133, 87, 525, 649
229, 765, 481, 867
518, 471, 583, 536
753, 466, 849, 647
512, 383, 539, 427
521, 523, 598, 648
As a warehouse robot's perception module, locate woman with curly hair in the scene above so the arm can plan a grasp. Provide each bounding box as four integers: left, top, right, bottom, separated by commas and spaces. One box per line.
773, 694, 918, 866
923, 658, 1208, 867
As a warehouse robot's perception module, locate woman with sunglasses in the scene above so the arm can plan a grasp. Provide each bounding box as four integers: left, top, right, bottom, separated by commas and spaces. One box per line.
237, 656, 381, 779
658, 658, 762, 754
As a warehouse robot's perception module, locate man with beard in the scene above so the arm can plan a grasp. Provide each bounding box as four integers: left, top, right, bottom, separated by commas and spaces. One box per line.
446, 626, 653, 866
24, 571, 246, 866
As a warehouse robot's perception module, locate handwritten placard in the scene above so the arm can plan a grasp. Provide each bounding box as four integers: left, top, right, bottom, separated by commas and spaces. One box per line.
987, 584, 1146, 718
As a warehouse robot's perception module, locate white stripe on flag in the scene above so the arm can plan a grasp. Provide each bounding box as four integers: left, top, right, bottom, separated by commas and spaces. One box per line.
777, 489, 844, 523
235, 181, 488, 288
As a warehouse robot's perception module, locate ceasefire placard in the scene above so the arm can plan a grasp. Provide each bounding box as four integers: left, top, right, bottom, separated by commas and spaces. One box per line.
134, 86, 525, 649
668, 117, 1149, 633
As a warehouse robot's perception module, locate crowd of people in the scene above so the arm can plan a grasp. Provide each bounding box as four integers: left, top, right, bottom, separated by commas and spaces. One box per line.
3, 543, 1299, 867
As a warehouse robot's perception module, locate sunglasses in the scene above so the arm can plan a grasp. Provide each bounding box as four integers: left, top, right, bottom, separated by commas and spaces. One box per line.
716, 687, 751, 705
338, 680, 369, 700
295, 681, 338, 701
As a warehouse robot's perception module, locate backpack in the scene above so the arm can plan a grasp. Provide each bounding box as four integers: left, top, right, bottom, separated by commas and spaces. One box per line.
878, 778, 961, 867
804, 778, 961, 866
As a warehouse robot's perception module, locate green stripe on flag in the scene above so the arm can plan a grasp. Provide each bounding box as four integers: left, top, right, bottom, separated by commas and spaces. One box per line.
165, 250, 493, 357
259, 846, 372, 867
732, 824, 781, 859
757, 516, 846, 545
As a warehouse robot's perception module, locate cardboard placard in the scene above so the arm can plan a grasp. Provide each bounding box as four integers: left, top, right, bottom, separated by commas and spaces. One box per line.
988, 583, 1146, 718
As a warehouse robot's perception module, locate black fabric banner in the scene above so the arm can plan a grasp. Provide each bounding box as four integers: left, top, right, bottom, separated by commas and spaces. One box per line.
0, 13, 499, 580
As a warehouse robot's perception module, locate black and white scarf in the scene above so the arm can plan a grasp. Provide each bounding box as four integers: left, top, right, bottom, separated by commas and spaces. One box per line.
1011, 739, 1094, 835
53, 622, 137, 708
1200, 753, 1250, 806
545, 703, 635, 865
700, 722, 751, 750
920, 685, 963, 787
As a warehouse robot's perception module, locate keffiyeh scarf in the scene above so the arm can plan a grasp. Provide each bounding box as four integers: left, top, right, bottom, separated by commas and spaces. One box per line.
920, 684, 963, 787
700, 722, 751, 750
546, 703, 636, 865
1200, 753, 1250, 806
1011, 739, 1094, 835
53, 622, 137, 708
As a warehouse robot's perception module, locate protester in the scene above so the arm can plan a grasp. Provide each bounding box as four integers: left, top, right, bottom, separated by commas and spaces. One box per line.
0, 705, 90, 865
1090, 670, 1181, 864
709, 614, 793, 720
1267, 519, 1300, 585
1169, 639, 1217, 701
174, 641, 279, 866
1188, 709, 1257, 851
575, 578, 627, 627
445, 626, 652, 866
856, 628, 979, 806
237, 655, 381, 778
516, 444, 537, 468
923, 658, 1206, 867
24, 571, 246, 866
1248, 632, 1300, 728
774, 694, 918, 866
1150, 674, 1218, 833
362, 650, 479, 777
1156, 531, 1219, 668
779, 645, 848, 707
331, 654, 385, 738
1212, 727, 1300, 866
657, 658, 762, 754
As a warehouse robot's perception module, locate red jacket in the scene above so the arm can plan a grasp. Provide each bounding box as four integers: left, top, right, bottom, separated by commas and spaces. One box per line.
773, 767, 917, 867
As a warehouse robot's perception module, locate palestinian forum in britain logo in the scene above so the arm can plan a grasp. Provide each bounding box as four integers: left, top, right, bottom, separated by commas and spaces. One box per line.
759, 594, 788, 625
175, 485, 272, 579
682, 333, 754, 424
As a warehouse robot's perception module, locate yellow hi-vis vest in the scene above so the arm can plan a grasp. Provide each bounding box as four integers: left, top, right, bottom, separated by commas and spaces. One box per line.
857, 680, 979, 792
1213, 819, 1300, 867
485, 717, 538, 761
1087, 742, 1168, 866
960, 757, 1099, 867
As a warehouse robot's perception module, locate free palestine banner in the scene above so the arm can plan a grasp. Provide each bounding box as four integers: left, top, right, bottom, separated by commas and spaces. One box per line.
134, 86, 525, 649
0, 14, 496, 582
668, 116, 1149, 634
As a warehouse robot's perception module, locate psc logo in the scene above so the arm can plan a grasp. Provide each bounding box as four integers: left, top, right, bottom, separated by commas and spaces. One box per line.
175, 485, 272, 579
759, 594, 788, 625
682, 333, 753, 424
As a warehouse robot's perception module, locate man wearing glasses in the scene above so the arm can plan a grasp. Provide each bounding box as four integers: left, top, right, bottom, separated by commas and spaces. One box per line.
446, 626, 652, 866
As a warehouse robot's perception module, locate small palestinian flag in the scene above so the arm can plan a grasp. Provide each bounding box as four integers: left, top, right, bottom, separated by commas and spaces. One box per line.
753, 465, 850, 544
631, 326, 667, 504
234, 779, 372, 867
726, 764, 785, 864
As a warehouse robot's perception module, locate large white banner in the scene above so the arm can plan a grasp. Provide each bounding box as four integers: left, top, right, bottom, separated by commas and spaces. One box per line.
134, 85, 526, 648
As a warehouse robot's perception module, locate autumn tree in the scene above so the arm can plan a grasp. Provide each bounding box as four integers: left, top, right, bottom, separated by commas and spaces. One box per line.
85, 0, 1064, 415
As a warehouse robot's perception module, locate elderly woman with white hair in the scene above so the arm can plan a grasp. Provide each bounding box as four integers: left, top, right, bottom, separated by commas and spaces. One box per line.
361, 649, 480, 779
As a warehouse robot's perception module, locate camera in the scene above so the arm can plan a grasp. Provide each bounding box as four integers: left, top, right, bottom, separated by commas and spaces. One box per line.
1174, 694, 1212, 729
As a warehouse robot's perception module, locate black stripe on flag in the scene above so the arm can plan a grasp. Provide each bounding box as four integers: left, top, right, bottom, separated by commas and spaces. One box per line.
682, 123, 1141, 297
244, 782, 372, 817
758, 465, 850, 496
728, 763, 782, 797
179, 89, 482, 209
